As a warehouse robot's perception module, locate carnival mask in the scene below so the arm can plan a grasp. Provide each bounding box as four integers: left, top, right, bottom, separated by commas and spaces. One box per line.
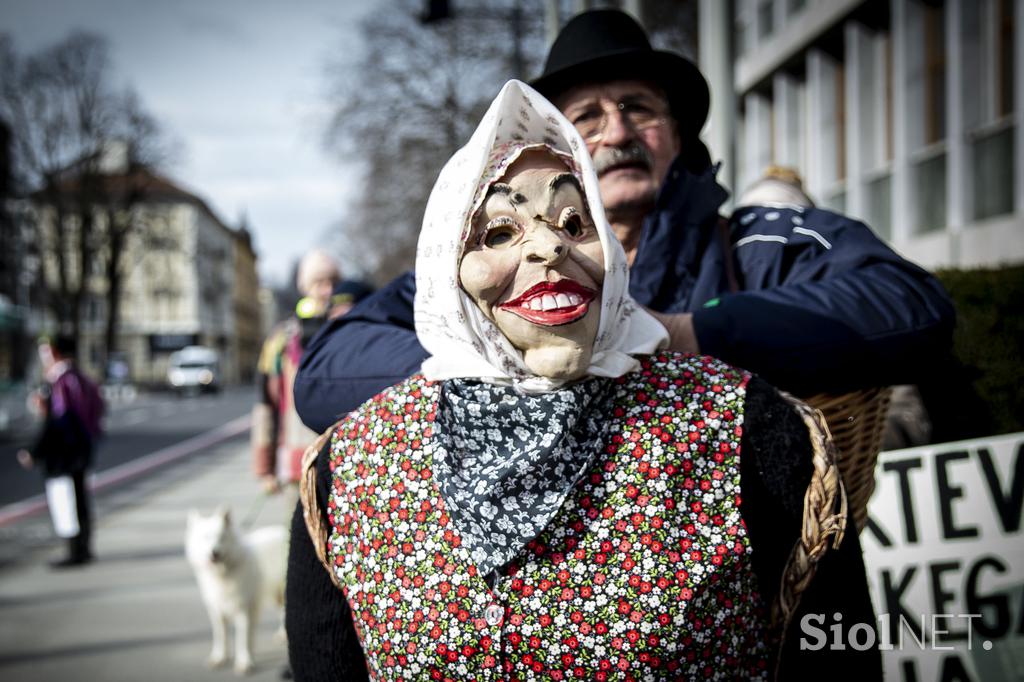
459, 150, 605, 380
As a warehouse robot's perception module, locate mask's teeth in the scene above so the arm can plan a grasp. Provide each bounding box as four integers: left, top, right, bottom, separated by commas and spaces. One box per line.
541, 294, 558, 311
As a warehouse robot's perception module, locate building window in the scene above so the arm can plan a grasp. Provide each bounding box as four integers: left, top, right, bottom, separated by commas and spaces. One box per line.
996, 0, 1015, 118
964, 0, 1017, 221
758, 0, 774, 40
972, 125, 1015, 220
882, 32, 894, 163
865, 172, 893, 240
908, 1, 949, 234
736, 16, 748, 59
835, 61, 847, 182
916, 149, 947, 232
922, 2, 947, 145
825, 189, 847, 214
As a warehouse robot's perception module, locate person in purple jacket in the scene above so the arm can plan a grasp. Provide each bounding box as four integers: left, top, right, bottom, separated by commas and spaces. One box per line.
17, 335, 105, 567
293, 9, 955, 434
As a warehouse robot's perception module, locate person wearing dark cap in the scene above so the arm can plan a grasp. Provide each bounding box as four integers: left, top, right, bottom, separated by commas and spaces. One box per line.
292, 9, 954, 438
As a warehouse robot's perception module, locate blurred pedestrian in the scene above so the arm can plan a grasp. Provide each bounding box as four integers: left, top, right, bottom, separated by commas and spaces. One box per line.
251, 249, 340, 495
327, 279, 373, 320
17, 335, 105, 568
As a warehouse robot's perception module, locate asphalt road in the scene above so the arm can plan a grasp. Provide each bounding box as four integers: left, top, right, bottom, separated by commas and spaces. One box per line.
0, 385, 256, 509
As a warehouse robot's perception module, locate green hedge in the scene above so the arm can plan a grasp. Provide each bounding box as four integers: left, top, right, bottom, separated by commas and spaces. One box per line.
929, 265, 1024, 440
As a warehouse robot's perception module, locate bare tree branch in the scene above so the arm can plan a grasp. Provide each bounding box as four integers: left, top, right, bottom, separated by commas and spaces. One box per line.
320, 0, 546, 282
0, 31, 175, 375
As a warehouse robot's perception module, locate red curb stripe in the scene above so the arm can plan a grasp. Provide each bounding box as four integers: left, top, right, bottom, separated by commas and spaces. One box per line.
0, 414, 251, 527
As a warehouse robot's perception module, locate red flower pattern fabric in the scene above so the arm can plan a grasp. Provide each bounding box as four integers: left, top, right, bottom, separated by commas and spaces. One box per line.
326, 352, 770, 681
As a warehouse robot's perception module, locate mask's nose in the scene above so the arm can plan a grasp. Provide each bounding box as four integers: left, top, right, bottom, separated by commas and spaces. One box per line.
522, 224, 567, 266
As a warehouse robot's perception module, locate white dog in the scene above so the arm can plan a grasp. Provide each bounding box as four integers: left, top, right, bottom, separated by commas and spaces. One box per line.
185, 507, 288, 675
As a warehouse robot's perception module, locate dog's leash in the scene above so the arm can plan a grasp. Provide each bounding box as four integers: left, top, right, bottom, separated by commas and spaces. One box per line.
239, 491, 271, 530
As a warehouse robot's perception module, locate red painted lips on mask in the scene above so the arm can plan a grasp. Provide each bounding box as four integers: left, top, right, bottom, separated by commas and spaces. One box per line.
499, 279, 597, 326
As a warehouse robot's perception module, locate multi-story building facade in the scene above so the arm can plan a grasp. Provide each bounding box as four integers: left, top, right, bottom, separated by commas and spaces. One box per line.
700, 0, 1022, 269
31, 155, 262, 386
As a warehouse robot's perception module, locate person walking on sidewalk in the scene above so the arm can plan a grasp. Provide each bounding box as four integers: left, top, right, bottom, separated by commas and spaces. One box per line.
17, 335, 105, 568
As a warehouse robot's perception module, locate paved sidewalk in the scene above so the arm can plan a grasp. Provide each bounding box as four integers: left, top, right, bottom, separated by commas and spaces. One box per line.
0, 434, 295, 682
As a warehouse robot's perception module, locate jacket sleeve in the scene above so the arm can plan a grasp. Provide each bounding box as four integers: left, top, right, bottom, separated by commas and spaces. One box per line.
294, 271, 428, 433
694, 207, 955, 395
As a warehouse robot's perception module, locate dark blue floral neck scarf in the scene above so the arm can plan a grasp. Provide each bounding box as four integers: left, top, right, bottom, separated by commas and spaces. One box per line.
433, 377, 616, 577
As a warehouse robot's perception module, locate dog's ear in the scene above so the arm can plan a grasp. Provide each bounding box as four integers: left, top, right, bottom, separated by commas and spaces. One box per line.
186, 508, 199, 526
222, 508, 232, 526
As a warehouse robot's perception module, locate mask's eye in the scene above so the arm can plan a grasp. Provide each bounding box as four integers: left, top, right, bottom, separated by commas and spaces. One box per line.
481, 216, 519, 248
558, 207, 586, 239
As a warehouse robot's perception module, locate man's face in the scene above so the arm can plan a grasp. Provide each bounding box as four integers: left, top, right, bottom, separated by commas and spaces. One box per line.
38, 343, 55, 372
459, 151, 605, 381
305, 276, 337, 314
557, 80, 680, 219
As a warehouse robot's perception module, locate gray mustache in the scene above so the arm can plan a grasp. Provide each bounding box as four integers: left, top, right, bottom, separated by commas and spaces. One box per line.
592, 143, 653, 175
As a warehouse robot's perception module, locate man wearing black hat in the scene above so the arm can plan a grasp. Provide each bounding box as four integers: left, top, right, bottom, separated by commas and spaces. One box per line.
292, 9, 953, 438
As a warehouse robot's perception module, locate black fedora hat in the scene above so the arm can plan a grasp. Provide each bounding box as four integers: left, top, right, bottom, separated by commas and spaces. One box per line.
530, 9, 710, 139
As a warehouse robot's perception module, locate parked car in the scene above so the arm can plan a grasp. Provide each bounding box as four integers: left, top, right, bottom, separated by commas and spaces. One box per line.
167, 346, 220, 393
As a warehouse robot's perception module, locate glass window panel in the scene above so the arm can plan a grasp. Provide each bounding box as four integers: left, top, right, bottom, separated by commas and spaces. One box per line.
914, 152, 947, 233
923, 4, 947, 144
865, 173, 893, 240
825, 190, 847, 214
972, 125, 1016, 220
997, 0, 1015, 117
759, 1, 774, 39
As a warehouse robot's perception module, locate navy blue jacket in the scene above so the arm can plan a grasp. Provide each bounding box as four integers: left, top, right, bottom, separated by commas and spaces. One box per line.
295, 162, 955, 433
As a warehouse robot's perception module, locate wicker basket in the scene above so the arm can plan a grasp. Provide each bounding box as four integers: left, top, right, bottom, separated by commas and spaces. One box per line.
802, 387, 893, 532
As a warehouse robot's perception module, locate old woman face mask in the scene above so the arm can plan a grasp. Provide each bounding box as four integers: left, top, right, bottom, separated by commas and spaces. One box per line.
459, 150, 605, 380
415, 80, 667, 392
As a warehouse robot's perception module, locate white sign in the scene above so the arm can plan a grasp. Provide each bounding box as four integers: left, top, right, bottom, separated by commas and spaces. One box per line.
859, 432, 1024, 681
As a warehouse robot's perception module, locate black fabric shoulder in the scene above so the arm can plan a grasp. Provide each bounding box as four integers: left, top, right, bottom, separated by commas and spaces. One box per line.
737, 376, 811, 612
285, 437, 369, 681
741, 377, 813, 520
738, 376, 881, 678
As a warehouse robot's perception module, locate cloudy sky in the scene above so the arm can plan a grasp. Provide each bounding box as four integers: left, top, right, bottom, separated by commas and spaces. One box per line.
2, 0, 375, 286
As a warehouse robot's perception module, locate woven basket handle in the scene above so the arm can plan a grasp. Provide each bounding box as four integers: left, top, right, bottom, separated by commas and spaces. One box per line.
772, 395, 849, 673
299, 423, 345, 591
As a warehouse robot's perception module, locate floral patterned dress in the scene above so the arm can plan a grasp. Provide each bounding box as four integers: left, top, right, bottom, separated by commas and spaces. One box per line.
325, 352, 771, 681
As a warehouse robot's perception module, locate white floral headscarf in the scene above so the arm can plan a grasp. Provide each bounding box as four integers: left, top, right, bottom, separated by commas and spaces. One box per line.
414, 79, 667, 392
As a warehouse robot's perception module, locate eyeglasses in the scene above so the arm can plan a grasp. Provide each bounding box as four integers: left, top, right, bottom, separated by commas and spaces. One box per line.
566, 98, 670, 144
